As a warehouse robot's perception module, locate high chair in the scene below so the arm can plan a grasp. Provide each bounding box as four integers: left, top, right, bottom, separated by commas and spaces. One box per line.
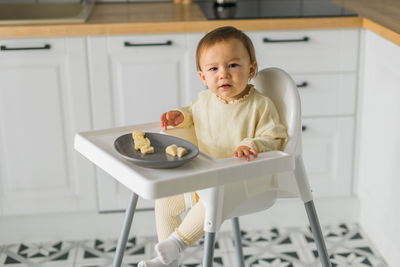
192, 67, 332, 267
74, 68, 331, 267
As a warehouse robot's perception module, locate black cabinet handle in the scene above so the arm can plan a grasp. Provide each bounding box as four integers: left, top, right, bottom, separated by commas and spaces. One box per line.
124, 40, 173, 47
302, 125, 307, 132
0, 44, 51, 51
263, 36, 309, 43
297, 82, 308, 88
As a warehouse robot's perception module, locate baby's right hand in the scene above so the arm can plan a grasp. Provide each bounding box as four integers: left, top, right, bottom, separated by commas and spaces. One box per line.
160, 110, 184, 131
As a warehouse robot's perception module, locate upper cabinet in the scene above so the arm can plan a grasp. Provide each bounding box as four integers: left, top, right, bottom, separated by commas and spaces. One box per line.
87, 33, 192, 211
0, 37, 96, 215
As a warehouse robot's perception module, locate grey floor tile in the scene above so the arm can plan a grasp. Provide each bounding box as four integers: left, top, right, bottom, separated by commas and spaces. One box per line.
0, 223, 389, 267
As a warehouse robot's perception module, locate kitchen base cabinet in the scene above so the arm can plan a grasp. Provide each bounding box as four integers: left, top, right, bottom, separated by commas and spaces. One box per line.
0, 37, 96, 215
356, 29, 400, 267
93, 29, 360, 212
88, 34, 191, 211
302, 117, 355, 198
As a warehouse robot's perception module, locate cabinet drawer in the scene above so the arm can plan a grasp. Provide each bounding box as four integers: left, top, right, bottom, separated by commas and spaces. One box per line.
292, 72, 357, 117
302, 117, 354, 197
248, 29, 359, 73
0, 38, 66, 56
107, 34, 187, 54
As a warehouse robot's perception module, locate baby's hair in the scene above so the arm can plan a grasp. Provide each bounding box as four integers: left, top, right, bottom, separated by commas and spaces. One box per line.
196, 26, 257, 72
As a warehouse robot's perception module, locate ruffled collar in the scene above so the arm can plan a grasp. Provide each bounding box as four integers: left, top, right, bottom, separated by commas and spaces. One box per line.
214, 85, 255, 104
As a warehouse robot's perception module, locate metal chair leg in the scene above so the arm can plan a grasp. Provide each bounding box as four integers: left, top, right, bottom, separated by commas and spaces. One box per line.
203, 232, 216, 267
232, 217, 245, 267
112, 192, 139, 267
305, 200, 332, 267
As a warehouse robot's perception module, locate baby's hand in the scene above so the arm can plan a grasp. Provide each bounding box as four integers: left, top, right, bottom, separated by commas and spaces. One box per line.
160, 110, 184, 131
234, 146, 258, 162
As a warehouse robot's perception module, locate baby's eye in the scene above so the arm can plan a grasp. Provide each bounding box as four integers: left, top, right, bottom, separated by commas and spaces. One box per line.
209, 67, 217, 71
229, 63, 239, 68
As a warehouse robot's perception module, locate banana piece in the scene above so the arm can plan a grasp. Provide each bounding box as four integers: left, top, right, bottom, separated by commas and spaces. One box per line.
132, 130, 154, 154
177, 147, 187, 157
132, 130, 145, 139
165, 144, 178, 157
166, 144, 187, 158
140, 145, 154, 154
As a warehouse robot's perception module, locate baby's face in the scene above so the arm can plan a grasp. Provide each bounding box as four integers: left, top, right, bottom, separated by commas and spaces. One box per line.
198, 39, 256, 102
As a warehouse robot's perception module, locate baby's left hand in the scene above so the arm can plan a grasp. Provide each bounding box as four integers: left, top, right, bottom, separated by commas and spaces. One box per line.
234, 146, 258, 162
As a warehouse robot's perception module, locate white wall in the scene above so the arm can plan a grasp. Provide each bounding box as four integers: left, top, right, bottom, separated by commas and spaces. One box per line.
357, 29, 400, 267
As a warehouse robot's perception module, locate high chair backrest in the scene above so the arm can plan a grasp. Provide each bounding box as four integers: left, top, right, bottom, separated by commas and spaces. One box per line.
197, 68, 306, 233
254, 68, 302, 155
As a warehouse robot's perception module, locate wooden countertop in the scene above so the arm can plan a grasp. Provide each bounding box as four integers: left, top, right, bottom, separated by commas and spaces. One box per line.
0, 1, 399, 46
332, 0, 400, 45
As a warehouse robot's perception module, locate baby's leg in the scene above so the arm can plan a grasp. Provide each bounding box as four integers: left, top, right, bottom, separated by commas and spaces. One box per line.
176, 199, 205, 245
155, 200, 205, 264
144, 194, 187, 265
155, 194, 186, 242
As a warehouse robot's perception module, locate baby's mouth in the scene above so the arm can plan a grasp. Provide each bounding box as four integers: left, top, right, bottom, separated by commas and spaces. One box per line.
220, 84, 232, 90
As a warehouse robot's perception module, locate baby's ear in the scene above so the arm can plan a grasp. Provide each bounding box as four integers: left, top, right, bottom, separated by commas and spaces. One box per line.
249, 62, 257, 78
198, 71, 207, 86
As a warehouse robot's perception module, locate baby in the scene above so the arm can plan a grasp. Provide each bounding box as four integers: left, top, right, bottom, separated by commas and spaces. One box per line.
139, 26, 288, 267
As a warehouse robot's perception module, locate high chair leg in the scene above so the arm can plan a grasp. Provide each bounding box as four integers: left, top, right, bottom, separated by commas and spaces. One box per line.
112, 192, 138, 267
305, 200, 332, 267
202, 232, 216, 267
232, 217, 245, 267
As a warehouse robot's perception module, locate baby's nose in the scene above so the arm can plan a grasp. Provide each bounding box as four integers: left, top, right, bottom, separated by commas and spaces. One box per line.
219, 67, 229, 78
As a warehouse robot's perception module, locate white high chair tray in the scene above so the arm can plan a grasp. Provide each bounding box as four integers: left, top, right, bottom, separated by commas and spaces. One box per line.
74, 122, 295, 200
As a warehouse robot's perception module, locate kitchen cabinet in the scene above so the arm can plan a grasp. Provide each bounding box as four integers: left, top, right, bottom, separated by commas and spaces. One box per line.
0, 29, 359, 214
187, 29, 359, 200
93, 29, 359, 212
0, 37, 96, 215
247, 29, 359, 198
88, 33, 191, 211
355, 29, 400, 267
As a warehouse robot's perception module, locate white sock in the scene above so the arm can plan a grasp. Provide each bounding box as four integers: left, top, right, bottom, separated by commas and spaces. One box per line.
155, 232, 187, 264
138, 257, 179, 267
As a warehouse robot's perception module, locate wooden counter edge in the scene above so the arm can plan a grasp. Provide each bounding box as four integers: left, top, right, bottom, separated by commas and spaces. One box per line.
1, 16, 400, 46
0, 17, 361, 38
362, 18, 400, 46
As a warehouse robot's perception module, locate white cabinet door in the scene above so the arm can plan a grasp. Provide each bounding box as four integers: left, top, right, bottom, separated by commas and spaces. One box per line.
88, 34, 190, 211
292, 73, 357, 117
248, 29, 359, 73
0, 37, 96, 215
302, 117, 354, 197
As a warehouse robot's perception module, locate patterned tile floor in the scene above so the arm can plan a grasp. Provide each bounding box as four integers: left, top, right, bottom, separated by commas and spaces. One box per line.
0, 223, 389, 267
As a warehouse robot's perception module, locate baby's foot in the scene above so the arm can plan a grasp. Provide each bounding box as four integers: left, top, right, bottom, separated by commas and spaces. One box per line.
138, 257, 178, 267
155, 232, 187, 264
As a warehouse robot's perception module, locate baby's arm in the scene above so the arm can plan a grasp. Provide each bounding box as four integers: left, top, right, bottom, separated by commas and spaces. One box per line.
160, 110, 184, 130
160, 106, 193, 130
234, 99, 288, 161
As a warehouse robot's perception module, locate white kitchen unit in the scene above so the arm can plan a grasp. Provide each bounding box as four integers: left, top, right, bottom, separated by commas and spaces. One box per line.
247, 29, 359, 199
0, 37, 96, 215
87, 33, 192, 211
93, 28, 360, 213
356, 29, 400, 267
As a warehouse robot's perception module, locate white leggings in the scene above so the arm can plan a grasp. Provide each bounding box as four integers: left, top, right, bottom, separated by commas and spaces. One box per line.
155, 193, 205, 246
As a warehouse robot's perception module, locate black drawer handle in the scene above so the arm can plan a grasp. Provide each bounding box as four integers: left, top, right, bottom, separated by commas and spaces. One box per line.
263, 36, 309, 43
302, 125, 307, 132
124, 40, 173, 47
0, 44, 51, 51
297, 82, 308, 88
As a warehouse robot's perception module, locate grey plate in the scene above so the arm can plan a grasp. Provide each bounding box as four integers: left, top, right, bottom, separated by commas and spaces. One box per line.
114, 132, 199, 169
